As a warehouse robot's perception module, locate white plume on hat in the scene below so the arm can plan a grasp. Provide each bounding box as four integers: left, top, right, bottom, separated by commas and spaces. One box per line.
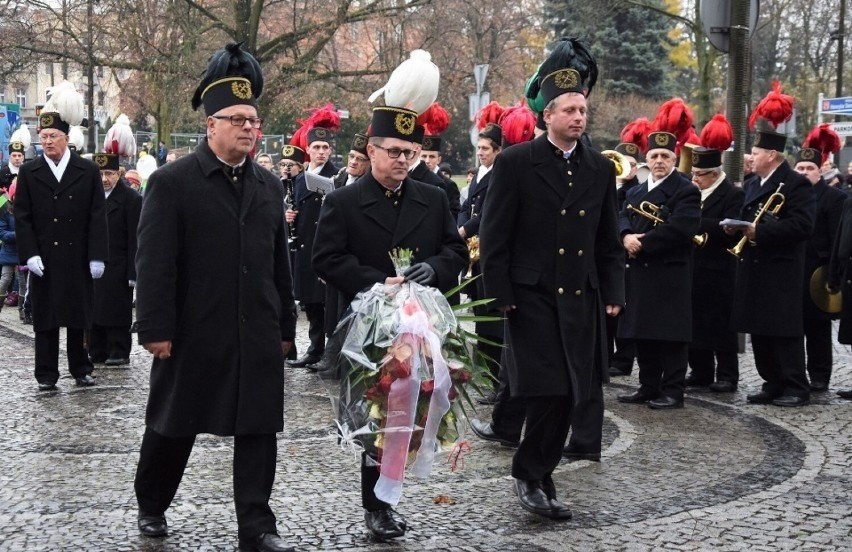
136, 153, 158, 180
104, 114, 137, 157
368, 49, 439, 115
68, 126, 86, 151
42, 80, 85, 126
10, 124, 31, 149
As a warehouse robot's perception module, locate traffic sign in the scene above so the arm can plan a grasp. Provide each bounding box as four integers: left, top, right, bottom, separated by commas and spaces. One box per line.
822, 97, 852, 115
830, 121, 852, 137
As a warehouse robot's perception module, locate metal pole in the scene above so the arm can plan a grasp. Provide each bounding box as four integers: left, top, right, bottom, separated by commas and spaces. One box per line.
838, 0, 846, 100
725, 0, 751, 185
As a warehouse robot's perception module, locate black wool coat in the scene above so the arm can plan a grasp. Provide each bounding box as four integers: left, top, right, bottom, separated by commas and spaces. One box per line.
134, 140, 297, 437
828, 196, 852, 343
312, 171, 467, 325
802, 179, 845, 321
93, 179, 142, 327
481, 135, 625, 400
410, 161, 461, 220
292, 161, 337, 303
458, 169, 492, 237
14, 152, 108, 331
617, 170, 701, 342
691, 178, 744, 350
731, 161, 815, 337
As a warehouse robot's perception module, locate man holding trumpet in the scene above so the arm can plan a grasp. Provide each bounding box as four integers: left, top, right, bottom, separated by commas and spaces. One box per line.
723, 100, 815, 407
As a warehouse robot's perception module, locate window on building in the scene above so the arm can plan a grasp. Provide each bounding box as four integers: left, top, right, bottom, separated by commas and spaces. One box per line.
16, 87, 27, 108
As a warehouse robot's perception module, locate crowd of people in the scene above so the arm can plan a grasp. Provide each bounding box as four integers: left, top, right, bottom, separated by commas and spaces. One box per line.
3, 37, 852, 552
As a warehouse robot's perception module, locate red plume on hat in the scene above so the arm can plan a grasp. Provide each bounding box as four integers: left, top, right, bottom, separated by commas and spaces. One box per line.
290, 125, 309, 151
620, 118, 653, 154
748, 80, 794, 130
476, 101, 504, 130
417, 102, 451, 136
700, 114, 733, 152
803, 123, 841, 165
682, 127, 702, 148
306, 102, 341, 132
653, 98, 694, 150
498, 100, 536, 145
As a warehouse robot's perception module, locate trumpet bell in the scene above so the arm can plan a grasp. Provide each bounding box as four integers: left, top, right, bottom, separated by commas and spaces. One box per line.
602, 149, 632, 179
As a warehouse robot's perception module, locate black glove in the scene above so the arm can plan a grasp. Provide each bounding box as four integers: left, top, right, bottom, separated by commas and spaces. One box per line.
403, 262, 437, 286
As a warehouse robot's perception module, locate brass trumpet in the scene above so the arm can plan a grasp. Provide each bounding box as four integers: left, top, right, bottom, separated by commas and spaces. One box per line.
601, 149, 632, 179
627, 201, 708, 248
727, 191, 785, 259
464, 235, 480, 279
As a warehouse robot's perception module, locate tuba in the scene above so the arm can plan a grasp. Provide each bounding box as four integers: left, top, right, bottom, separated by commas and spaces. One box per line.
602, 149, 632, 179
728, 190, 785, 258
627, 201, 708, 247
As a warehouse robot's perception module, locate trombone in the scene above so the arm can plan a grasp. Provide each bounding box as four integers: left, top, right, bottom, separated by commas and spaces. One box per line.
627, 201, 708, 248
727, 191, 785, 258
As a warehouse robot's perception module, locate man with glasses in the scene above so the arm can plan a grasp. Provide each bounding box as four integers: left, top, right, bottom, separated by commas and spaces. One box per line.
132, 44, 298, 551
89, 153, 143, 366
286, 123, 338, 369
254, 153, 274, 173
333, 133, 370, 188
14, 86, 107, 391
686, 144, 744, 393
313, 104, 467, 540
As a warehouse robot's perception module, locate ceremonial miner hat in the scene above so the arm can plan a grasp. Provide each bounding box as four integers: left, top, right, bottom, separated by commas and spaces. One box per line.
692, 114, 734, 169
418, 103, 450, 152
796, 124, 841, 167
368, 50, 440, 141
39, 81, 85, 135
8, 141, 25, 154
620, 118, 653, 155
652, 98, 695, 157
104, 114, 137, 157
9, 125, 31, 151
351, 133, 369, 156
191, 43, 263, 116
525, 38, 598, 112
615, 143, 641, 158
93, 153, 120, 171
280, 145, 306, 164
498, 101, 537, 146
475, 101, 504, 147
68, 126, 86, 153
750, 81, 794, 153
646, 132, 677, 155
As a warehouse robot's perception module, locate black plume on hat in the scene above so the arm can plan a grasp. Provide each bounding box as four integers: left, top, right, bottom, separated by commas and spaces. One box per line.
191, 43, 264, 111
527, 38, 598, 106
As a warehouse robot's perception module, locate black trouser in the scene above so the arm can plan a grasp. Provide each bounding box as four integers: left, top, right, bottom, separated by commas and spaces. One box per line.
803, 317, 833, 384
512, 396, 572, 492
490, 350, 524, 441
303, 302, 325, 356
606, 315, 635, 373
89, 324, 132, 361
134, 427, 278, 541
567, 377, 603, 453
635, 339, 688, 401
34, 327, 90, 385
361, 452, 389, 512
750, 334, 810, 399
687, 348, 739, 384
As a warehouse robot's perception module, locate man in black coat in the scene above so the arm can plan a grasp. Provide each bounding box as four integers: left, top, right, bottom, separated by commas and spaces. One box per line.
481, 77, 625, 519
0, 140, 26, 193
416, 133, 461, 220
828, 195, 852, 400
286, 127, 338, 368
794, 147, 845, 392
14, 111, 108, 391
132, 47, 298, 552
332, 133, 370, 190
89, 153, 143, 366
617, 132, 701, 409
686, 147, 744, 392
725, 128, 815, 407
313, 105, 467, 540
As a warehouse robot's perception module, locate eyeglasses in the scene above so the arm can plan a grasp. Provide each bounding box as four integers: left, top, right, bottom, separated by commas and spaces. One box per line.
279, 162, 297, 168
691, 170, 714, 178
210, 115, 264, 129
348, 153, 369, 163
39, 133, 66, 142
629, 162, 638, 167
101, 170, 118, 177
372, 144, 417, 160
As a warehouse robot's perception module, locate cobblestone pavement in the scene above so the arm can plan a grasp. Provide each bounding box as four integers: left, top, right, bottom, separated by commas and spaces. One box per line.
1, 305, 851, 551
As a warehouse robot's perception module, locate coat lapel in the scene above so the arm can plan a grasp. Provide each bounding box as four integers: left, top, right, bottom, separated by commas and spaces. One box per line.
391, 178, 429, 246
559, 144, 598, 210
360, 174, 398, 236
53, 155, 86, 197
531, 135, 568, 201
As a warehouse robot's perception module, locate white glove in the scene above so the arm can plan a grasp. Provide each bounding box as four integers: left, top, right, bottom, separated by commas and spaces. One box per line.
90, 260, 105, 279
27, 256, 45, 277
129, 280, 136, 288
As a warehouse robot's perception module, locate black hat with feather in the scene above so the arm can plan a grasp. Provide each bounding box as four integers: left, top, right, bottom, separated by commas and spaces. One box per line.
191, 43, 264, 116
526, 38, 598, 109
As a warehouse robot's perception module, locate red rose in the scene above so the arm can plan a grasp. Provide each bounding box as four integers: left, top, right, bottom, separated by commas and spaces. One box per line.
448, 387, 458, 401
377, 374, 394, 394
391, 360, 412, 379
420, 379, 435, 394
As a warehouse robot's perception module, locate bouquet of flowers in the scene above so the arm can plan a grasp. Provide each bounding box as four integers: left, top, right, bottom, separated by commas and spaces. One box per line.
330, 250, 495, 505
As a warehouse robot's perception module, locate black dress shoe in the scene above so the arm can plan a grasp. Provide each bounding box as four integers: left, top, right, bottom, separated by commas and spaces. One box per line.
837, 389, 852, 399
105, 357, 130, 366
617, 390, 657, 403
648, 395, 684, 409
809, 380, 829, 392
286, 353, 321, 368
709, 381, 737, 393
562, 443, 601, 461
476, 389, 499, 405
513, 479, 571, 520
685, 375, 712, 388
470, 419, 520, 447
364, 508, 405, 540
608, 366, 631, 377
137, 511, 167, 538
772, 395, 810, 407
75, 375, 96, 387
38, 382, 57, 391
88, 356, 107, 364
238, 532, 295, 552
746, 390, 779, 404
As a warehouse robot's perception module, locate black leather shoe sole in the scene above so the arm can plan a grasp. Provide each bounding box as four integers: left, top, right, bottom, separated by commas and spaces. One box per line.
562, 448, 601, 461
470, 420, 520, 447
648, 397, 684, 409
37, 382, 57, 391
746, 392, 778, 404
772, 395, 810, 407
75, 375, 96, 387
286, 355, 321, 368
364, 509, 405, 540
838, 390, 852, 399
709, 381, 737, 393
809, 381, 829, 392
617, 391, 657, 404
105, 358, 130, 366
137, 513, 167, 538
